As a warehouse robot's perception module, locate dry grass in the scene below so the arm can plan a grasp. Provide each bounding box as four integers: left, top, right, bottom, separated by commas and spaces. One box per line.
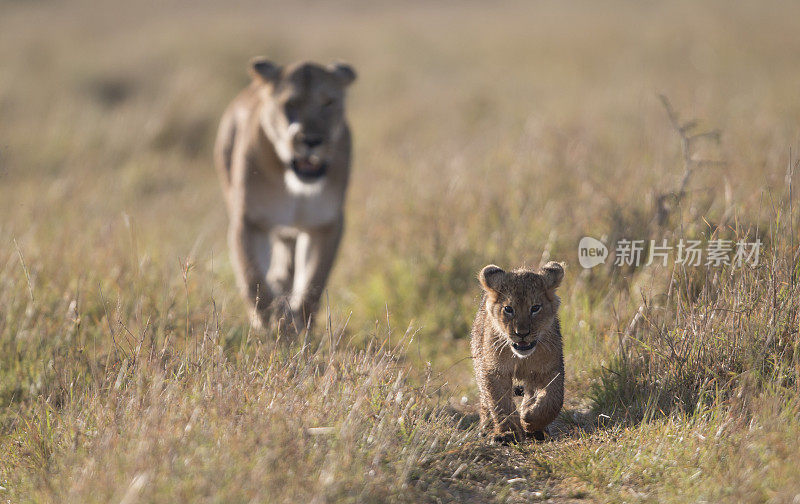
1, 0, 800, 502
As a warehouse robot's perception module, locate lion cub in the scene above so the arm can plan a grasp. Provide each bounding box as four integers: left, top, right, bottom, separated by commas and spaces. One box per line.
470, 262, 565, 444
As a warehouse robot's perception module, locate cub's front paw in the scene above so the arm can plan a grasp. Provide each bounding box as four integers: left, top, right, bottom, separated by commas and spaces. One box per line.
527, 430, 546, 442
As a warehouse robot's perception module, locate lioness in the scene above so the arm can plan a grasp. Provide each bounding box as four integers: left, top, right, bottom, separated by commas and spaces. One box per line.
214, 58, 356, 332
470, 262, 565, 444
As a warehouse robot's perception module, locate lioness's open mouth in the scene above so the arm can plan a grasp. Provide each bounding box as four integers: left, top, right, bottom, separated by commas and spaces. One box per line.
290, 158, 327, 181
511, 341, 536, 352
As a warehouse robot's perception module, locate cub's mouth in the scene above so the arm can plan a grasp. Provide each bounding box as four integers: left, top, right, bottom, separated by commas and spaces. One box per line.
290, 157, 327, 181
511, 340, 537, 352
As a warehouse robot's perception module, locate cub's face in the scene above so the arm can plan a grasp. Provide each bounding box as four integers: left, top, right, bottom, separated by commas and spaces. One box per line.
250, 58, 356, 188
479, 262, 564, 358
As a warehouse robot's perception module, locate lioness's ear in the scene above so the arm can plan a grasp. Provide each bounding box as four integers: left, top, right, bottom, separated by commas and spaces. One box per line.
540, 261, 565, 292
329, 62, 356, 86
479, 265, 505, 293
249, 57, 281, 83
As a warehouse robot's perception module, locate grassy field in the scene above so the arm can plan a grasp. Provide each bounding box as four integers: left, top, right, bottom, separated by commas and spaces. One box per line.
1, 0, 799, 502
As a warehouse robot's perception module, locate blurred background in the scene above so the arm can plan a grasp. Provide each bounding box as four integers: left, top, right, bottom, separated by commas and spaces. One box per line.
2, 1, 800, 501
4, 0, 797, 366
3, 0, 799, 403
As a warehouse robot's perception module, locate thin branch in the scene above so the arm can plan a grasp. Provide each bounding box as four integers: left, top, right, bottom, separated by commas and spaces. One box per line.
655, 95, 725, 227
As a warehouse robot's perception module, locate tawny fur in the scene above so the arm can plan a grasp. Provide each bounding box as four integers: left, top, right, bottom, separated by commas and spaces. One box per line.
214, 58, 356, 333
470, 261, 565, 443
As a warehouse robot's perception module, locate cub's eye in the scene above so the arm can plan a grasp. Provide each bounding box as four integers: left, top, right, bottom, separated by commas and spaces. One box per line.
322, 97, 336, 108
502, 306, 514, 316
530, 305, 542, 314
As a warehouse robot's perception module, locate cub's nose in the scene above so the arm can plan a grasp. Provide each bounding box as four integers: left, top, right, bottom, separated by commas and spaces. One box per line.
513, 330, 531, 340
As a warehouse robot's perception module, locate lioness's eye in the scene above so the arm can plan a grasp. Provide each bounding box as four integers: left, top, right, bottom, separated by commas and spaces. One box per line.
531, 305, 542, 314
322, 97, 336, 108
502, 305, 514, 316
284, 99, 301, 121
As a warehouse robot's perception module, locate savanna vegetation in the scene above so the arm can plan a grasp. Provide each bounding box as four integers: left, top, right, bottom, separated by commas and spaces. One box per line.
1, 0, 799, 502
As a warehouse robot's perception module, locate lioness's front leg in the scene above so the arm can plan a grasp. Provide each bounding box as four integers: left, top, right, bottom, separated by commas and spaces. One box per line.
290, 217, 344, 330
228, 217, 277, 329
266, 233, 296, 296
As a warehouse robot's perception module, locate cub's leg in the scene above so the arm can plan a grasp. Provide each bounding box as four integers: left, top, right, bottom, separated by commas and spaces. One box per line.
228, 217, 277, 329
477, 403, 492, 436
290, 217, 343, 330
473, 371, 492, 436
519, 371, 564, 439
483, 372, 523, 444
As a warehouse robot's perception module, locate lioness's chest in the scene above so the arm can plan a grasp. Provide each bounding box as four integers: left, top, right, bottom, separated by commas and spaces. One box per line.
246, 184, 343, 229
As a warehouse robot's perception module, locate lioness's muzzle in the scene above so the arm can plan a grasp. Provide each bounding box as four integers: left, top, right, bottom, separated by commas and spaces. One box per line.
290, 158, 327, 180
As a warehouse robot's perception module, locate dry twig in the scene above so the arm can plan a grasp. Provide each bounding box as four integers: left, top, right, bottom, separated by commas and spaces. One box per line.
655, 95, 725, 226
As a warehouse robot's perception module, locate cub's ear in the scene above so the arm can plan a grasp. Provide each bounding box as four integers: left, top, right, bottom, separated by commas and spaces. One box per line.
540, 261, 565, 292
329, 62, 356, 86
478, 264, 505, 293
248, 57, 281, 83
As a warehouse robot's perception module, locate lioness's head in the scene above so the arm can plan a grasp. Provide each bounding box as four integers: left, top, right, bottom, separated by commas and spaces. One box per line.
478, 262, 564, 358
248, 58, 356, 187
